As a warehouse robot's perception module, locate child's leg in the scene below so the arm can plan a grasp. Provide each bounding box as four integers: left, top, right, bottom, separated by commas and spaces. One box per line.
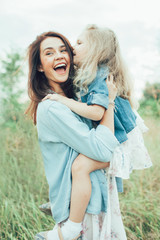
45, 155, 109, 240
70, 154, 109, 223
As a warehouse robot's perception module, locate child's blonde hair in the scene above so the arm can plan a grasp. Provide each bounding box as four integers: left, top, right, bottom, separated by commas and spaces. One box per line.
74, 24, 137, 108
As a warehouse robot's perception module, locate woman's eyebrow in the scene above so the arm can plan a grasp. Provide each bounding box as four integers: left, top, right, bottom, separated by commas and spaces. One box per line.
43, 45, 66, 52
43, 47, 54, 52
59, 45, 66, 49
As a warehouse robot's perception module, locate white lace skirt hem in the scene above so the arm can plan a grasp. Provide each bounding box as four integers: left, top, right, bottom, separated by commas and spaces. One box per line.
108, 111, 152, 179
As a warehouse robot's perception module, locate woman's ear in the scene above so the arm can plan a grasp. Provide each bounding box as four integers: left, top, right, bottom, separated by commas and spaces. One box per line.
38, 65, 44, 72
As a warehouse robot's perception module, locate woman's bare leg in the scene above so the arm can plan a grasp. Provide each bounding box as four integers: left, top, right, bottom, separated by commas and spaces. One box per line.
70, 154, 109, 223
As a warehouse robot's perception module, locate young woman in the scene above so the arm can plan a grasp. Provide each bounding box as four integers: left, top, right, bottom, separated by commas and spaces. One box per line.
26, 32, 126, 240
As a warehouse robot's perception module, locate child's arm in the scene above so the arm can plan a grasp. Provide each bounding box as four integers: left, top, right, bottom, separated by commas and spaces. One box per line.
43, 93, 105, 121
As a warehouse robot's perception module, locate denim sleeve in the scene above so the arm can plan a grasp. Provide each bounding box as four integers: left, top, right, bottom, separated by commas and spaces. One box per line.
41, 101, 119, 162
87, 74, 109, 109
87, 92, 109, 109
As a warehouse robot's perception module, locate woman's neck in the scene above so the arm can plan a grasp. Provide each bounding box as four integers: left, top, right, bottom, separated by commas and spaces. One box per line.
50, 82, 66, 96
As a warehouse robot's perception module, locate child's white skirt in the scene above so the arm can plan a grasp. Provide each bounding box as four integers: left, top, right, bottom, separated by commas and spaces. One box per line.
108, 110, 152, 179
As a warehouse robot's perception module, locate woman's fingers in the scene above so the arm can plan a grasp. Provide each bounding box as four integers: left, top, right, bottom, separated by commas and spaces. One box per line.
105, 74, 115, 86
106, 74, 113, 83
109, 74, 113, 83
105, 74, 117, 101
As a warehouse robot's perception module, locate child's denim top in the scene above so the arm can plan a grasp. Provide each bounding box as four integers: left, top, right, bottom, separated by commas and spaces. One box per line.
81, 66, 137, 143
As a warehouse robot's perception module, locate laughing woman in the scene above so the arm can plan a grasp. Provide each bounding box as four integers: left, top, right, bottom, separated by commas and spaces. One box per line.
26, 31, 126, 240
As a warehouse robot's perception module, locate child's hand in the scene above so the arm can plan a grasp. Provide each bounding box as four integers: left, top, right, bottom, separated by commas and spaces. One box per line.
106, 75, 117, 101
42, 93, 64, 102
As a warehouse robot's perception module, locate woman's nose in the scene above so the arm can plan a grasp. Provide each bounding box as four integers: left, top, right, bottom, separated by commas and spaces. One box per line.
54, 51, 64, 59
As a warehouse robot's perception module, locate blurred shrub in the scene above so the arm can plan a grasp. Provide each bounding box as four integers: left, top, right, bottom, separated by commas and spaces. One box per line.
0, 51, 25, 128
139, 82, 160, 117
143, 82, 160, 100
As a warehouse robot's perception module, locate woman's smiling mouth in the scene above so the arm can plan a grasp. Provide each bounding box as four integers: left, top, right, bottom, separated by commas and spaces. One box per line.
54, 63, 67, 75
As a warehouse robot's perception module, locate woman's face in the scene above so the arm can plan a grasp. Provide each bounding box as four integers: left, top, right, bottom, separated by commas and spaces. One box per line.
73, 32, 88, 66
39, 37, 70, 91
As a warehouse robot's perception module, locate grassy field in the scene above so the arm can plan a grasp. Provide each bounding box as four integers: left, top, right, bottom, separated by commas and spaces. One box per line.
0, 113, 159, 240
120, 117, 160, 240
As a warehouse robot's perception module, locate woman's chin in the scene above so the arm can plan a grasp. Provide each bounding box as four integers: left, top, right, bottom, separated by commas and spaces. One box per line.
48, 70, 69, 85
49, 76, 68, 86
57, 73, 69, 83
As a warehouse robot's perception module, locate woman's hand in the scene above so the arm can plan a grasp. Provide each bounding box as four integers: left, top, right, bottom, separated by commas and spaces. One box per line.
100, 74, 117, 133
106, 74, 117, 101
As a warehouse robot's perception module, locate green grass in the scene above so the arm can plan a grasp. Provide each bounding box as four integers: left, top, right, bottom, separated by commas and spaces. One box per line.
120, 117, 160, 240
0, 114, 53, 239
0, 112, 159, 240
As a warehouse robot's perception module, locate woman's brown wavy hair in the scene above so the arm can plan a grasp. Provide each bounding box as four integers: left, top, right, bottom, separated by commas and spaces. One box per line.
25, 31, 75, 124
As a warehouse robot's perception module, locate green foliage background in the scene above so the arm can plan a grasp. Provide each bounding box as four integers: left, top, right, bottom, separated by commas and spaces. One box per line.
138, 82, 160, 117
0, 52, 159, 240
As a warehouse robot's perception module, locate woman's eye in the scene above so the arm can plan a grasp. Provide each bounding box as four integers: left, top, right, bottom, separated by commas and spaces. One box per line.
61, 49, 67, 52
46, 52, 53, 55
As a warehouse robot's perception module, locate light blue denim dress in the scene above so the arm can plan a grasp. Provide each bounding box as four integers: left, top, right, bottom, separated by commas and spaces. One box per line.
37, 100, 121, 223
81, 66, 137, 143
